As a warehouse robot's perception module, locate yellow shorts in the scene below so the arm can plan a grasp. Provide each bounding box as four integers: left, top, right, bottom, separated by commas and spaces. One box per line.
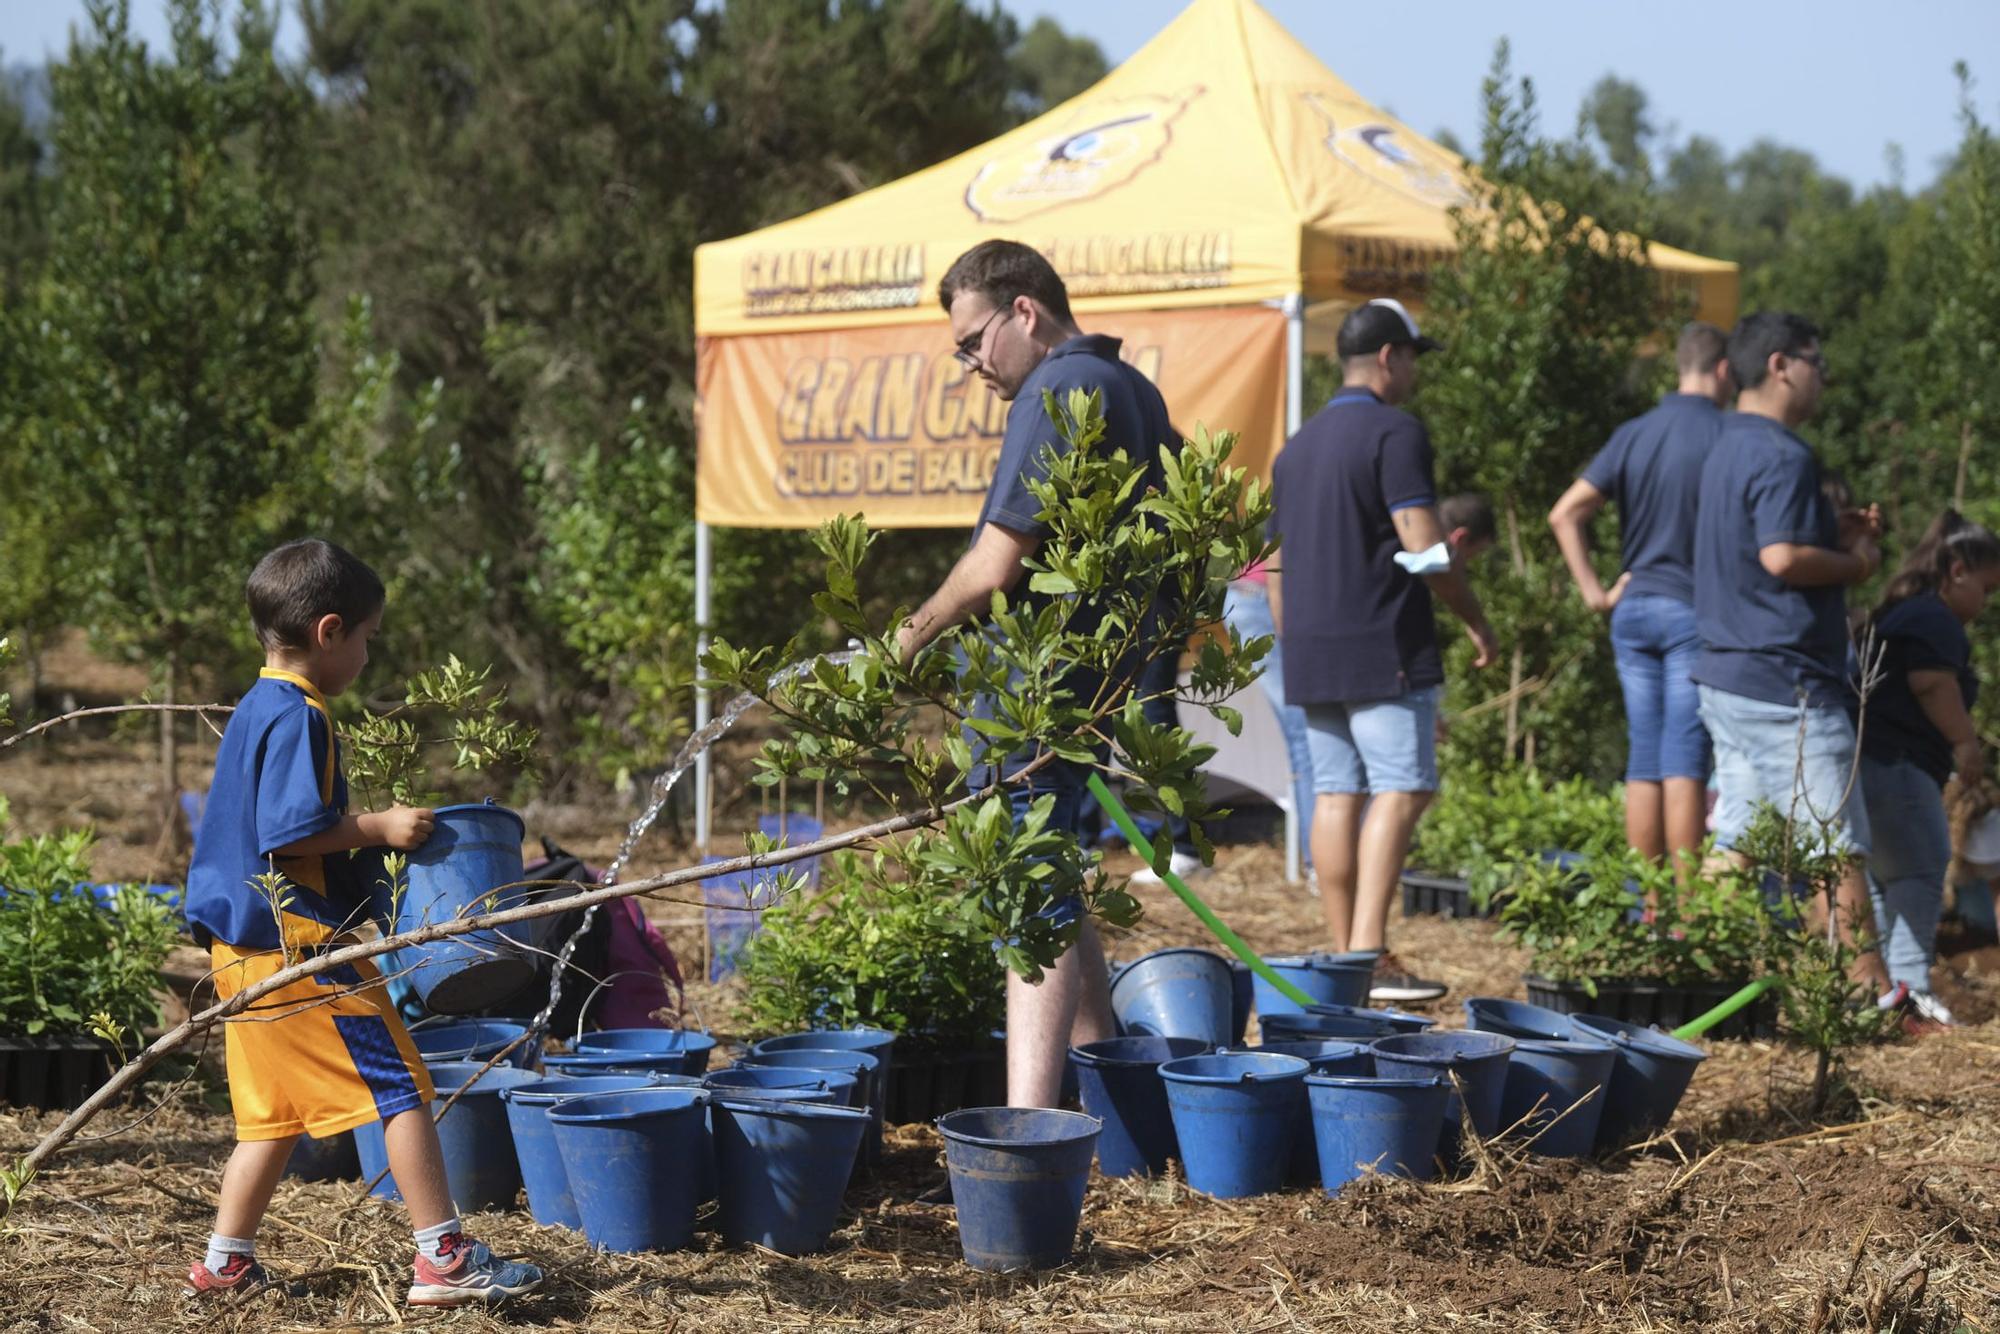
210, 941, 434, 1141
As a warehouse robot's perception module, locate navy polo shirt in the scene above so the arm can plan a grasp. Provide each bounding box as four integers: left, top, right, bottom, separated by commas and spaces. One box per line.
1690, 414, 1851, 708
186, 670, 392, 950
1268, 390, 1440, 705
1578, 393, 1722, 605
1862, 592, 1976, 785
967, 333, 1173, 787
976, 333, 1171, 540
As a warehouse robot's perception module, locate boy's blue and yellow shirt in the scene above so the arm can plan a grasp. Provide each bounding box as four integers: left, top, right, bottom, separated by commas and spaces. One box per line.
186, 669, 391, 952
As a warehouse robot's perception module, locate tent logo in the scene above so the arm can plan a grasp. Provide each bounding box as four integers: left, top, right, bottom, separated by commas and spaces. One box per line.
1303, 93, 1468, 208
964, 89, 1201, 224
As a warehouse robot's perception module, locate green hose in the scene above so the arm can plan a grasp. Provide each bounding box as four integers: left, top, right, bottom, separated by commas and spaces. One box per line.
1670, 975, 1778, 1040
1086, 774, 1316, 1009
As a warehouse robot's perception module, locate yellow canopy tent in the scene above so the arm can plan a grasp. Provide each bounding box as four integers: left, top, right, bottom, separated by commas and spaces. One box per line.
686, 0, 1736, 845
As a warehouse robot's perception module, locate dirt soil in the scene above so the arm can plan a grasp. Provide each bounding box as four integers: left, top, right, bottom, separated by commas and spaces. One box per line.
3, 714, 1999, 1332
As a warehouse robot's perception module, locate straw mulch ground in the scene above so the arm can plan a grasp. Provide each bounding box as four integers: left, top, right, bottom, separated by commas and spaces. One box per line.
4, 835, 1997, 1333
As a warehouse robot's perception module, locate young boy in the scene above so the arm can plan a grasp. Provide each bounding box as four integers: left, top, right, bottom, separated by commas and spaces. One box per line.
182, 538, 543, 1308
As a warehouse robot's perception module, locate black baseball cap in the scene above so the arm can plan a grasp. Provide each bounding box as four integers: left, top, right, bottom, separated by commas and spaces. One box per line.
1336, 298, 1442, 357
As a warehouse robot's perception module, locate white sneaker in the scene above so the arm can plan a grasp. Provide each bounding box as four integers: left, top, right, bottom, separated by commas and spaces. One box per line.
1908, 990, 1955, 1027
1130, 850, 1207, 887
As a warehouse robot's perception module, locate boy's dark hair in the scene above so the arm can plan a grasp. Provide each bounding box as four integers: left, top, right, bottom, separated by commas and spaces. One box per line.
1726, 311, 1820, 390
247, 538, 385, 650
1675, 321, 1728, 376
1439, 493, 1496, 545
937, 240, 1075, 326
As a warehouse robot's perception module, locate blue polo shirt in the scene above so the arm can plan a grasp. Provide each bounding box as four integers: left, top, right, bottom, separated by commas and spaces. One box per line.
1862, 592, 1976, 785
186, 669, 391, 951
1579, 393, 1722, 605
1690, 414, 1851, 709
976, 333, 1171, 540
1268, 389, 1440, 705
967, 333, 1173, 788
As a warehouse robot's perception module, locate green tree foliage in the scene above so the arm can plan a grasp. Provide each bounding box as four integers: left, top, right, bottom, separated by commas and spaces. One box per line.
26, 0, 320, 790
1416, 44, 1670, 777
1007, 16, 1110, 117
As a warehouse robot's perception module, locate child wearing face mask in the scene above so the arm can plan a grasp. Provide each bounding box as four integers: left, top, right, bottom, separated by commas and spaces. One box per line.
1859, 509, 2000, 1031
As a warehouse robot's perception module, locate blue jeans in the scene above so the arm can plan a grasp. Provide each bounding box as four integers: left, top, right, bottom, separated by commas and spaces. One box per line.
1223, 581, 1315, 868
1861, 754, 1949, 991
1697, 685, 1870, 855
1609, 593, 1711, 783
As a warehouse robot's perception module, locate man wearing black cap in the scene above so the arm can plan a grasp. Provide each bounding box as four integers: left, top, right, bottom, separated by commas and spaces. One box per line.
1268, 298, 1498, 1002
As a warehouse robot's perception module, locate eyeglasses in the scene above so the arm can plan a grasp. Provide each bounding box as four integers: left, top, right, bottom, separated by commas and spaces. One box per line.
1789, 348, 1827, 376
952, 306, 1009, 369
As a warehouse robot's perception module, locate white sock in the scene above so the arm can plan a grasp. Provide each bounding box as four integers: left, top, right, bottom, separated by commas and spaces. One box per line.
204, 1233, 255, 1274
413, 1217, 465, 1266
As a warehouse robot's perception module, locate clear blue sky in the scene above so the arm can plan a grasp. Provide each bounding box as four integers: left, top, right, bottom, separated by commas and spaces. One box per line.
5, 1, 1994, 191
996, 0, 1997, 193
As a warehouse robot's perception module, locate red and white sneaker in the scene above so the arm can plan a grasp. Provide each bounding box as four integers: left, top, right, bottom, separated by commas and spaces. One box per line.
183, 1253, 273, 1300
407, 1233, 543, 1308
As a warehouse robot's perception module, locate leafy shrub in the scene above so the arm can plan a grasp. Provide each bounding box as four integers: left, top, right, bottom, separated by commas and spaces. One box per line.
733, 850, 1006, 1048
0, 826, 181, 1040
1413, 764, 1624, 894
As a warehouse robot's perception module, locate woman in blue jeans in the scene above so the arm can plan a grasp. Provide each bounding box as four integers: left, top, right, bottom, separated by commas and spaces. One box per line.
1860, 510, 2000, 1029
1223, 566, 1315, 878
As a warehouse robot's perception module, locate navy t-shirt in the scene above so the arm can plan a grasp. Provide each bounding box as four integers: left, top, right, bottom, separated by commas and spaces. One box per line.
1862, 592, 1976, 785
968, 334, 1173, 787
1579, 393, 1722, 605
1268, 390, 1440, 705
1690, 414, 1851, 708
186, 670, 392, 951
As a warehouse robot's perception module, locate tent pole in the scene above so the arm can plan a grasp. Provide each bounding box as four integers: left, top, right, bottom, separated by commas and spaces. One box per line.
694, 519, 712, 855
1282, 292, 1304, 885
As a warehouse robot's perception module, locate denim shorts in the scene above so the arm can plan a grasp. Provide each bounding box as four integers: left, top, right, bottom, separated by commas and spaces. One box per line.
1609, 593, 1711, 783
1698, 685, 1870, 855
1303, 685, 1442, 795
966, 764, 1089, 931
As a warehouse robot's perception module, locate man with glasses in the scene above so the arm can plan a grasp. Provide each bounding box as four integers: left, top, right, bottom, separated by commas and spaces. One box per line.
1692, 311, 1892, 993
895, 239, 1173, 1107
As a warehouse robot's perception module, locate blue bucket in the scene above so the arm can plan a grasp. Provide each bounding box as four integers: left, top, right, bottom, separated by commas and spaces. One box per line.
1499, 1037, 1617, 1157
1463, 996, 1577, 1041
412, 1020, 533, 1068
1240, 1041, 1370, 1182
1158, 1052, 1310, 1198
1251, 954, 1376, 1017
1227, 961, 1254, 1045
703, 1066, 853, 1105
1306, 1002, 1436, 1034
397, 802, 535, 1015
1573, 1016, 1706, 1149
353, 1116, 399, 1199
501, 1074, 659, 1227
283, 1129, 359, 1182
1068, 1036, 1209, 1177
751, 1029, 897, 1158
1369, 1031, 1516, 1164
547, 1087, 710, 1252
1259, 1011, 1398, 1043
741, 1048, 884, 1163
1307, 1073, 1452, 1193
937, 1107, 1101, 1271
425, 1060, 543, 1211
1108, 948, 1234, 1045
576, 1028, 718, 1075
712, 1098, 870, 1255
543, 1047, 690, 1078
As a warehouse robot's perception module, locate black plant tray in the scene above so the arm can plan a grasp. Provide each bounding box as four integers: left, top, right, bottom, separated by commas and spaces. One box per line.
884, 1038, 1008, 1125
0, 1033, 117, 1111
1524, 974, 1780, 1041
1400, 871, 1494, 920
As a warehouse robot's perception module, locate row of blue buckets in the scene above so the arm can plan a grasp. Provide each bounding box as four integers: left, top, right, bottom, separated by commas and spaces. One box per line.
348, 1025, 898, 1256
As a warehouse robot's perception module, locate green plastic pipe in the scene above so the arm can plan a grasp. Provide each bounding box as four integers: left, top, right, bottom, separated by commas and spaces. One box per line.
1087, 774, 1317, 1009
1670, 975, 1778, 1040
